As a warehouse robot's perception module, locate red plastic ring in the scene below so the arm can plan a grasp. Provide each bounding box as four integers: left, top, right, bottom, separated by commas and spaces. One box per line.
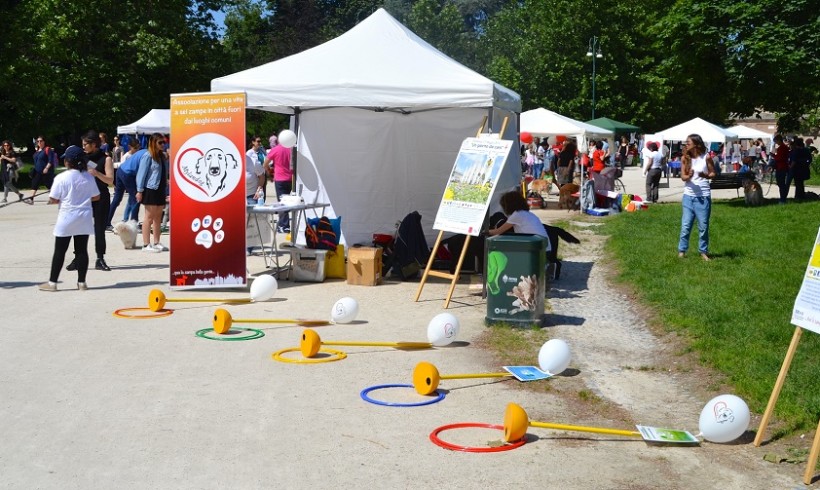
113, 307, 173, 319
429, 423, 526, 452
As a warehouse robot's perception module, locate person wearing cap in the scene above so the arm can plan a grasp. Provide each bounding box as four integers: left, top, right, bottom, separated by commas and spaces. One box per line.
66, 131, 114, 272
38, 146, 100, 291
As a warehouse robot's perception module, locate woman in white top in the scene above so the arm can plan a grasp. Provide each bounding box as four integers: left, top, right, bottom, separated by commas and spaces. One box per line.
489, 191, 551, 252
677, 134, 716, 261
39, 146, 101, 291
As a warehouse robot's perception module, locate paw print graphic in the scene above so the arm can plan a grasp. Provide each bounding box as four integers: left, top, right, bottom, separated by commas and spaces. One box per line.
191, 214, 225, 249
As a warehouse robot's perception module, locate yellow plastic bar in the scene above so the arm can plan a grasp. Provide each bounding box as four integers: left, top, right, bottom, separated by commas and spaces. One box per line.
323, 340, 432, 349
529, 421, 641, 438
440, 372, 512, 380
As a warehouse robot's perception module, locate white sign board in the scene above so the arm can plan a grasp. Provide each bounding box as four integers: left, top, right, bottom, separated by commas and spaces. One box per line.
791, 227, 820, 334
433, 137, 513, 236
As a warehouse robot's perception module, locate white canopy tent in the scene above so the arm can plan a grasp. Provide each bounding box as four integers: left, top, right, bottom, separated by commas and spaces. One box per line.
117, 109, 170, 135
212, 8, 521, 246
727, 125, 772, 141
656, 117, 738, 144
520, 108, 612, 151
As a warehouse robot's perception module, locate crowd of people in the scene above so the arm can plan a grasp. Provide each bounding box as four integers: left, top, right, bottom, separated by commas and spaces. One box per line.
1, 129, 293, 291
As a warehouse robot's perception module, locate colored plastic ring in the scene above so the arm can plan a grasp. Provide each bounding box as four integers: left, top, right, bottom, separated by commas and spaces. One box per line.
113, 307, 174, 319
195, 328, 265, 341
360, 383, 446, 407
272, 346, 347, 364
429, 423, 526, 452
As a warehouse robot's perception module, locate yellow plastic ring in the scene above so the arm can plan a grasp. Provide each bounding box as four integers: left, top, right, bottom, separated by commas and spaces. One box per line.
113, 307, 174, 319
272, 346, 347, 364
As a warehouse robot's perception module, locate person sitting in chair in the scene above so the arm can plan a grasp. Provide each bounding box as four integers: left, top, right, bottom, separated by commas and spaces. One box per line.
489, 191, 551, 251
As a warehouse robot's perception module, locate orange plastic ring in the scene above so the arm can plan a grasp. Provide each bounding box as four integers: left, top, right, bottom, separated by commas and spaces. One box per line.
113, 307, 174, 319
429, 423, 526, 452
271, 346, 347, 364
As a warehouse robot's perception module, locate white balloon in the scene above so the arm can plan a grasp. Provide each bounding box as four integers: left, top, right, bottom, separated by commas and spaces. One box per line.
250, 275, 277, 302
331, 297, 359, 324
538, 339, 571, 375
278, 129, 297, 148
698, 394, 750, 443
426, 313, 460, 347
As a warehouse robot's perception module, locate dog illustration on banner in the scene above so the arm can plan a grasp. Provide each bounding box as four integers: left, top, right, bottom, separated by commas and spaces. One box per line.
174, 133, 242, 203
196, 148, 236, 197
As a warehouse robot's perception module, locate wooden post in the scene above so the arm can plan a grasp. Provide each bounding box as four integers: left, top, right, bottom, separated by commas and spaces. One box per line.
804, 418, 820, 485
753, 326, 803, 447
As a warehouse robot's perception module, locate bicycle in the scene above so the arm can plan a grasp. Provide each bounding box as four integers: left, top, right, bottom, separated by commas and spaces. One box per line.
614, 178, 626, 194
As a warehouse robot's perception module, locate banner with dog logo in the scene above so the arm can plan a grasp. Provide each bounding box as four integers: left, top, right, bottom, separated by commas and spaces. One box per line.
169, 92, 246, 288
433, 137, 512, 236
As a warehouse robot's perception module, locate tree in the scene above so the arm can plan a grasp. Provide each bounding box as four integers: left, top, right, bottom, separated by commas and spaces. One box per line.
0, 0, 226, 147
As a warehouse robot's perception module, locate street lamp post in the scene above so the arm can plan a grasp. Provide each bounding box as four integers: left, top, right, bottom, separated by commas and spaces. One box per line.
586, 36, 603, 119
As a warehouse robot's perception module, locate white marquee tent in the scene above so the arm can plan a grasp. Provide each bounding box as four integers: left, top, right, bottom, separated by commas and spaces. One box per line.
211, 8, 521, 246
117, 109, 170, 135
727, 125, 772, 141
520, 108, 612, 150
656, 117, 738, 144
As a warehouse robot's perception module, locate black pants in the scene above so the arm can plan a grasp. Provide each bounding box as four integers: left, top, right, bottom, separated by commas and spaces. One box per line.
51, 235, 89, 283
92, 190, 110, 259
646, 168, 662, 203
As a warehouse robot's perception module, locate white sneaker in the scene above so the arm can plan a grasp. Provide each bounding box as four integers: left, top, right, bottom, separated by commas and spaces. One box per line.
142, 244, 155, 252
77, 282, 88, 291
153, 242, 169, 252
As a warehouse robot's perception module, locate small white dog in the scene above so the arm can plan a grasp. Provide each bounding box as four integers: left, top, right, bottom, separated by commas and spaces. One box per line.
113, 220, 139, 249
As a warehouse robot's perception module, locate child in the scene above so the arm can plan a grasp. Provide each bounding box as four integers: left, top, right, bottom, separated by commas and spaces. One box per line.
489, 191, 551, 252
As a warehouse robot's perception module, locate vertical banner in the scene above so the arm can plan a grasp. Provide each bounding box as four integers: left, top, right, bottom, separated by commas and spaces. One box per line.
433, 137, 513, 236
169, 92, 246, 289
791, 226, 820, 334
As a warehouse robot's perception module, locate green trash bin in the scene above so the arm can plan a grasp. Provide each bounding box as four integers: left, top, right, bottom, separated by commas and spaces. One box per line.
485, 234, 547, 326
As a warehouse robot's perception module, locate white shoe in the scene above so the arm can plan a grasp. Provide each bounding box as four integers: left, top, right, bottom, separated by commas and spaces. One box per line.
77, 282, 88, 291
153, 242, 169, 252
38, 281, 57, 292
142, 244, 155, 252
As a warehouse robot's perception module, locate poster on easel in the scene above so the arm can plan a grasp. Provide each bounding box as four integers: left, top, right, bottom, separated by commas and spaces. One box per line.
169, 91, 246, 289
755, 226, 820, 484
433, 137, 513, 236
790, 228, 820, 334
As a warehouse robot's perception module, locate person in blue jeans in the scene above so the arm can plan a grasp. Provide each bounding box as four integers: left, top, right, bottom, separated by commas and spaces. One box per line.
678, 134, 716, 261
107, 138, 143, 225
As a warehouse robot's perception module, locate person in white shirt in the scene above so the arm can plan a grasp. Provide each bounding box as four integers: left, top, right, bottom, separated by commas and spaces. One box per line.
38, 145, 100, 291
489, 191, 551, 252
642, 142, 665, 203
678, 134, 716, 261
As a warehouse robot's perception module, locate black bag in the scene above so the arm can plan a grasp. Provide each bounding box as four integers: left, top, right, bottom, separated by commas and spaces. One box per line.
391, 211, 429, 280
305, 216, 337, 250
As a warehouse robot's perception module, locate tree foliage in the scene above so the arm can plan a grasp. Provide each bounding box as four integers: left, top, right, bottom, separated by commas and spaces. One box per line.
0, 0, 816, 147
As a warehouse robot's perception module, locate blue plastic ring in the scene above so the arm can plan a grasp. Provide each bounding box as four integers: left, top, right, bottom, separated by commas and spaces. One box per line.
360, 383, 446, 407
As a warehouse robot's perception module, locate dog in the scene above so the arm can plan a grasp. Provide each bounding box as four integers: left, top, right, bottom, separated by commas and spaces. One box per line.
113, 220, 139, 249
742, 179, 763, 206
527, 178, 552, 196
558, 183, 580, 210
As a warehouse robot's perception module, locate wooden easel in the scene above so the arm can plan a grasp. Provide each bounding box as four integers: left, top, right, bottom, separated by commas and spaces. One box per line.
754, 325, 820, 485
414, 116, 509, 308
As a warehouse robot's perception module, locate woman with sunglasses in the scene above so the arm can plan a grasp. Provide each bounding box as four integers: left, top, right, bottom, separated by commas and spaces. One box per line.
0, 140, 24, 203
136, 133, 169, 252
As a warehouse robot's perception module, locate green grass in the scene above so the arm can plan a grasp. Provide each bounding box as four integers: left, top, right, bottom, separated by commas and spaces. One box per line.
601, 197, 820, 434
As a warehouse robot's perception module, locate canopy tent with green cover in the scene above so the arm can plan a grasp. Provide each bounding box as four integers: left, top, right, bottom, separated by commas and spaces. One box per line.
585, 117, 640, 134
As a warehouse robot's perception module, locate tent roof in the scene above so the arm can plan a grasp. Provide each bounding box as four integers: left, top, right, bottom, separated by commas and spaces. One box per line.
727, 125, 772, 140
117, 109, 170, 135
656, 117, 737, 143
211, 9, 520, 114
585, 116, 640, 133
520, 108, 612, 137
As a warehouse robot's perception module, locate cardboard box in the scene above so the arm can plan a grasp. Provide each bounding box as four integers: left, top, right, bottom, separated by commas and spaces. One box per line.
290, 248, 327, 282
347, 247, 382, 286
